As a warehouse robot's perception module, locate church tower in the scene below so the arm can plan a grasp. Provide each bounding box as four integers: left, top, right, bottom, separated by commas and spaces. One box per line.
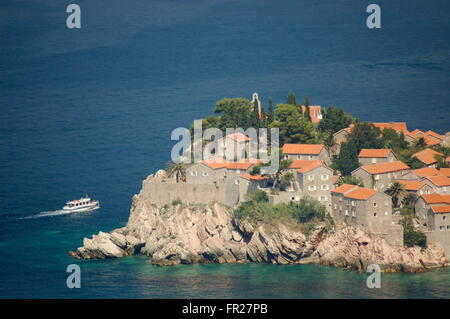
250, 92, 262, 117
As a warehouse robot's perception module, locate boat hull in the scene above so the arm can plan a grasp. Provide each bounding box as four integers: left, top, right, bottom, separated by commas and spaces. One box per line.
62, 204, 100, 213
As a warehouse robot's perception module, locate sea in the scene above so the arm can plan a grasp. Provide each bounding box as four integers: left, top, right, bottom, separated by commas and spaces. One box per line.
0, 0, 449, 298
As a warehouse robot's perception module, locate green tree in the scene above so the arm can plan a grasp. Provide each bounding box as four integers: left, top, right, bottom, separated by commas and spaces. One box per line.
401, 192, 418, 208
213, 98, 253, 130
347, 122, 384, 153
382, 128, 408, 150
245, 189, 269, 203
385, 182, 405, 208
332, 141, 360, 176
267, 98, 274, 124
286, 92, 297, 106
318, 106, 354, 134
269, 104, 319, 144
303, 97, 311, 121
166, 161, 187, 183
401, 220, 427, 248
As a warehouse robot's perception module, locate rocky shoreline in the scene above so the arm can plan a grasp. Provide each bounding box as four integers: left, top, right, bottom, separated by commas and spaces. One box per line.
69, 192, 447, 273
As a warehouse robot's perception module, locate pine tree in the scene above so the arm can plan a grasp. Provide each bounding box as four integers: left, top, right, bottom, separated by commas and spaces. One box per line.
286, 92, 297, 106
267, 98, 274, 124
304, 97, 312, 121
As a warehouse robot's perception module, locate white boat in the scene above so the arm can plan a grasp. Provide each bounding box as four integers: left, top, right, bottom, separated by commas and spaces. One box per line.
63, 196, 100, 212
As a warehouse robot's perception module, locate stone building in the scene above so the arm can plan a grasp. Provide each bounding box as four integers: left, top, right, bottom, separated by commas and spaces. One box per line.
396, 179, 433, 196
422, 175, 450, 195
296, 161, 334, 210
415, 194, 450, 260
351, 161, 410, 191
238, 174, 267, 202
331, 184, 403, 246
358, 149, 398, 166
186, 160, 228, 184
282, 144, 330, 164
412, 148, 444, 168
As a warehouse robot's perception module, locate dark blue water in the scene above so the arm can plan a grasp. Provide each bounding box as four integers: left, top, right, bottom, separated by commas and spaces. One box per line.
0, 0, 449, 298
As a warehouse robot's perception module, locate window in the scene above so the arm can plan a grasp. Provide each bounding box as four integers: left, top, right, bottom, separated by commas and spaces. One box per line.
322, 184, 329, 190
345, 210, 349, 216
352, 211, 355, 217
388, 173, 391, 178
440, 226, 445, 231
321, 174, 329, 180
308, 175, 314, 181
190, 171, 197, 176
373, 213, 377, 217
308, 185, 316, 191
309, 155, 313, 160
385, 211, 388, 216
319, 196, 325, 201
443, 216, 446, 220
351, 201, 356, 207
373, 202, 377, 207
447, 225, 450, 230
371, 158, 377, 164
375, 174, 380, 180
334, 204, 337, 209
202, 172, 208, 176
235, 179, 239, 185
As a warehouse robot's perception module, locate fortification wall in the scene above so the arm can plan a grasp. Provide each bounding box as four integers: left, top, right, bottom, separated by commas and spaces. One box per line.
140, 179, 234, 206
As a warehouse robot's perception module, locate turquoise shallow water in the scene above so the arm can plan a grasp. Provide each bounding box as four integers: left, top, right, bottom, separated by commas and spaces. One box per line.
0, 0, 449, 298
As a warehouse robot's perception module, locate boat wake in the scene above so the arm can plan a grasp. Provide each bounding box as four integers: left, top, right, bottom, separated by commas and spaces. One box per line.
21, 210, 74, 219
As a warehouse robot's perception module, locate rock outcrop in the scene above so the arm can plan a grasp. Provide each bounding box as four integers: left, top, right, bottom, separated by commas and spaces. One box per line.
69, 191, 447, 272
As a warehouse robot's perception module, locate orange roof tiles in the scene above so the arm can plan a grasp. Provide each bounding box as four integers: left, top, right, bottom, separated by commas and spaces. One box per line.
424, 130, 444, 140
421, 194, 450, 204
412, 167, 440, 177
227, 133, 251, 142
297, 161, 325, 173
396, 180, 426, 191
430, 205, 450, 214
360, 161, 410, 174
288, 160, 323, 169
438, 168, 450, 177
282, 144, 324, 155
344, 188, 377, 200
331, 184, 359, 195
200, 160, 228, 169
239, 174, 267, 181
424, 136, 440, 146
226, 159, 260, 170
301, 105, 322, 123
358, 149, 392, 158
425, 175, 450, 187
372, 122, 408, 133
412, 149, 443, 165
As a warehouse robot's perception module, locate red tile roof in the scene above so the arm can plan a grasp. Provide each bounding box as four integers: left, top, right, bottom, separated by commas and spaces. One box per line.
200, 160, 228, 169
227, 133, 251, 142
412, 149, 443, 165
344, 188, 377, 200
239, 174, 267, 181
430, 205, 450, 214
226, 159, 260, 170
331, 184, 359, 195
424, 136, 440, 146
424, 130, 444, 140
282, 144, 324, 155
372, 122, 408, 133
396, 180, 426, 191
301, 105, 322, 123
412, 167, 440, 177
297, 161, 326, 173
424, 175, 450, 187
288, 160, 323, 169
358, 149, 392, 158
421, 194, 450, 204
438, 168, 450, 177
359, 161, 410, 174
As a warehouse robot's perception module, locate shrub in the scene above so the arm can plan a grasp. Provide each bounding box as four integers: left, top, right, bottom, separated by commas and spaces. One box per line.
245, 189, 269, 203
171, 199, 182, 206
401, 219, 427, 249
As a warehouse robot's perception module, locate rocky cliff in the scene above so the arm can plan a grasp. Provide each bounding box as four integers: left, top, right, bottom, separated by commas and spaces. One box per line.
70, 187, 447, 272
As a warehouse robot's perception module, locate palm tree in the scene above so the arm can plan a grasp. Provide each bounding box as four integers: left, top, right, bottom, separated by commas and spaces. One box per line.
385, 182, 405, 208
401, 192, 418, 208
166, 161, 187, 183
